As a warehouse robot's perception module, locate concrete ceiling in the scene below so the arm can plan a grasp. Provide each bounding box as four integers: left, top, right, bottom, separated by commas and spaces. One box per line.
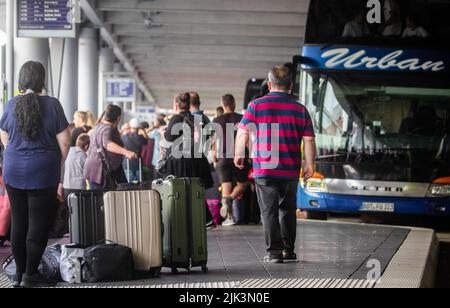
0, 0, 308, 110
95, 0, 309, 110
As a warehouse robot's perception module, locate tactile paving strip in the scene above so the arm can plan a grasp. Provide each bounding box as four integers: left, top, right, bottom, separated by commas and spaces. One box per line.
0, 274, 12, 289
0, 273, 375, 289
235, 278, 375, 289
0, 222, 435, 289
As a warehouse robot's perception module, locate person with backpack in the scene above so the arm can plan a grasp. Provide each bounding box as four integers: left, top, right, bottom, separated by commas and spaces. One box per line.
0, 61, 71, 287
160, 93, 213, 190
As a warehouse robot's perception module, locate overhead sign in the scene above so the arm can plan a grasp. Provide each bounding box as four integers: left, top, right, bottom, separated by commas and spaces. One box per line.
136, 106, 157, 124
106, 78, 136, 103
302, 46, 449, 73
136, 106, 156, 115
17, 0, 77, 38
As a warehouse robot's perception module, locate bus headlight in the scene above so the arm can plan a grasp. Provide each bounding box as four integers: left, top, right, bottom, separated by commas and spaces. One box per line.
301, 173, 328, 193
426, 185, 450, 198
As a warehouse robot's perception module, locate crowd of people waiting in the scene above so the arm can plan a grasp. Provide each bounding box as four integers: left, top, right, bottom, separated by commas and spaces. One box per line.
0, 61, 316, 287
62, 91, 257, 229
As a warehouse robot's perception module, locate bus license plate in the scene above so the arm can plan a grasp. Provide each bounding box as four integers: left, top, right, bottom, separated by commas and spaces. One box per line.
361, 202, 395, 213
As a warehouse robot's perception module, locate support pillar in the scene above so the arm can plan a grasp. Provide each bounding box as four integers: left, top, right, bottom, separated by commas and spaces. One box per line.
59, 38, 79, 120
13, 38, 49, 95
6, 0, 14, 102
78, 27, 99, 117
98, 47, 115, 115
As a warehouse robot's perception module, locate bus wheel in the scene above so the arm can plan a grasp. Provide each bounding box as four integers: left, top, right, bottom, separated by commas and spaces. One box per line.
306, 211, 328, 220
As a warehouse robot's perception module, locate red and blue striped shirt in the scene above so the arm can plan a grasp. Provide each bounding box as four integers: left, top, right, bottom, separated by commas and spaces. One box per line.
239, 92, 315, 180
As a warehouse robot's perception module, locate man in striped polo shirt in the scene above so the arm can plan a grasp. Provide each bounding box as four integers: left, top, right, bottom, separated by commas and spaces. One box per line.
235, 65, 316, 264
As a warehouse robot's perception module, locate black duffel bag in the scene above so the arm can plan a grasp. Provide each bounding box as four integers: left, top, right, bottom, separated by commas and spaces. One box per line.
3, 244, 62, 283
82, 243, 134, 283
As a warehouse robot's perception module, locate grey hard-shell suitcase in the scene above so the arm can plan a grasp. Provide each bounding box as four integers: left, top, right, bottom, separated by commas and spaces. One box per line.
68, 191, 105, 247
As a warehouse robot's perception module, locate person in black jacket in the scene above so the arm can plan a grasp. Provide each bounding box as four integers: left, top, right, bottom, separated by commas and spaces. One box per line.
163, 93, 213, 190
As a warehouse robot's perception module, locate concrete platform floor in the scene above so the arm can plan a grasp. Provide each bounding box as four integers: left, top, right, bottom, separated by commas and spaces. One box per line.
0, 220, 410, 287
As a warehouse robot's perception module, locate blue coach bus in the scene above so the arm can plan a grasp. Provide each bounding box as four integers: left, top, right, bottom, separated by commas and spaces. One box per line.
295, 0, 450, 217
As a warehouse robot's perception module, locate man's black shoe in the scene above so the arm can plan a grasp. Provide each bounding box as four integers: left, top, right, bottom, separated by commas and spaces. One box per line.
282, 251, 298, 263
20, 273, 56, 288
264, 254, 284, 264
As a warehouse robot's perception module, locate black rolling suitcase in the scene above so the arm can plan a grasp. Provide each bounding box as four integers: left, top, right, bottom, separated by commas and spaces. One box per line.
68, 191, 105, 247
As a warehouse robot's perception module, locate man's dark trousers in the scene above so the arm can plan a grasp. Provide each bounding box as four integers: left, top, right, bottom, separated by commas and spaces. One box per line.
255, 179, 298, 256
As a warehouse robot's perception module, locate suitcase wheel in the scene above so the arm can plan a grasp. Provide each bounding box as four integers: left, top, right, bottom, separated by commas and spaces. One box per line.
151, 268, 162, 278
201, 265, 209, 274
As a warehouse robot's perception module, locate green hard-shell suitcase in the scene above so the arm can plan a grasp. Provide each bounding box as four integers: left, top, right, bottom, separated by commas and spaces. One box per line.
152, 177, 208, 273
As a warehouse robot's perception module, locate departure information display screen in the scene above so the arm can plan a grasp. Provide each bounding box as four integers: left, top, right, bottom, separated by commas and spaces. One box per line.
17, 0, 77, 38
106, 78, 136, 103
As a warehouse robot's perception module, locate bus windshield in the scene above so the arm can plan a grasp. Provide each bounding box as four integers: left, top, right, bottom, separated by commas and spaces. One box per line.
300, 70, 450, 182
306, 0, 450, 46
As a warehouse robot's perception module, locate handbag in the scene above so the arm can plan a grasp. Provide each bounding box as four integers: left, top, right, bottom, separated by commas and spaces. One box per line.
82, 243, 134, 283
60, 244, 85, 284
97, 148, 118, 189
93, 125, 121, 189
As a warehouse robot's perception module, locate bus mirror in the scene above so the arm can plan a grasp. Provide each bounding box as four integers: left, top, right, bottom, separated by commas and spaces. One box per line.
293, 55, 315, 68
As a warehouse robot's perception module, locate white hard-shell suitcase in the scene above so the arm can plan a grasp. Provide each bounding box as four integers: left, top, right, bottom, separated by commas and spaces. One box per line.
103, 190, 162, 276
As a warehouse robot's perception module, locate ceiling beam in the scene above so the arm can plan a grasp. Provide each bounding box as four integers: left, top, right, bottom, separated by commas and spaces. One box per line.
97, 0, 310, 14
102, 10, 307, 27
141, 68, 269, 80
131, 52, 291, 63
110, 24, 304, 38
140, 66, 270, 77
135, 59, 282, 69
118, 35, 302, 48
123, 45, 299, 57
